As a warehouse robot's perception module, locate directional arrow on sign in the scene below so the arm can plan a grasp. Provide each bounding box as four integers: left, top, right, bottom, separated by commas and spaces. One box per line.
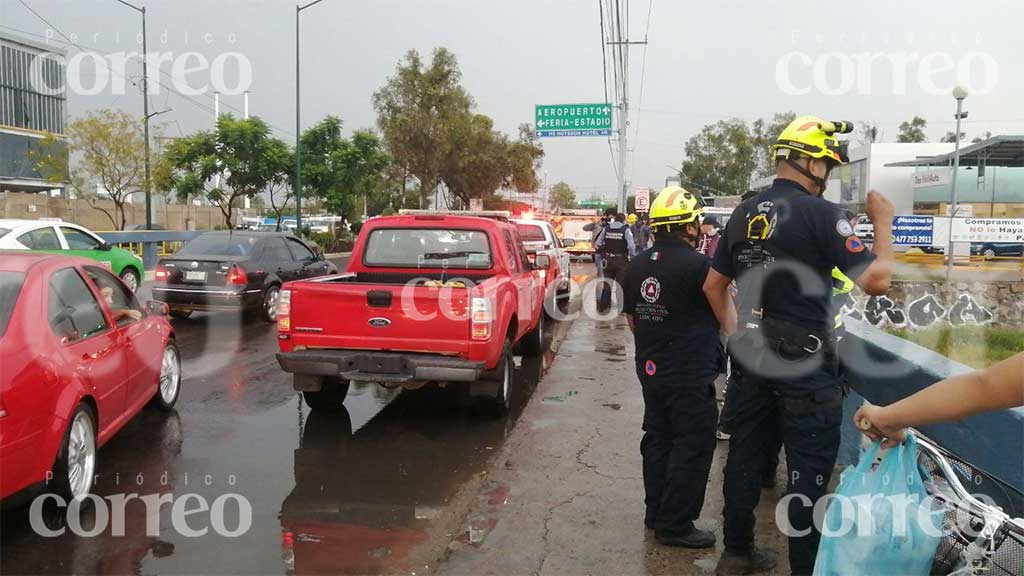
602, 106, 611, 114
537, 120, 546, 127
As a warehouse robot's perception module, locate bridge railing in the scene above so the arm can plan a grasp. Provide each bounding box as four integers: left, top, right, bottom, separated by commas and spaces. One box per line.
838, 318, 1024, 517
96, 231, 204, 269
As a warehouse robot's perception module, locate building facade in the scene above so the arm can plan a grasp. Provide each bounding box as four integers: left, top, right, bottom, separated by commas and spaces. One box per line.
0, 31, 67, 193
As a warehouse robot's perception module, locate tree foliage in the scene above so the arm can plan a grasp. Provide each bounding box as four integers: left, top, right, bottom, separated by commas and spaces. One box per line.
897, 116, 928, 143
549, 181, 577, 210
373, 48, 472, 207
680, 118, 758, 196
156, 115, 291, 227
31, 108, 148, 230
299, 117, 391, 221
374, 48, 542, 208
940, 131, 967, 143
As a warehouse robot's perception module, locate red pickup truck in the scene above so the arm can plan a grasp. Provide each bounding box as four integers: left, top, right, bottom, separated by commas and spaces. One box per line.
275, 213, 548, 414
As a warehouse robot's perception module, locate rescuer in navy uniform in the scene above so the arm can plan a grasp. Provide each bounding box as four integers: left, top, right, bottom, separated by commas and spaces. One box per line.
704, 116, 895, 575
622, 186, 730, 549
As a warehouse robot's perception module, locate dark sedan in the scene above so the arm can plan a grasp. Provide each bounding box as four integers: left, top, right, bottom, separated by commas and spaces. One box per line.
152, 231, 338, 321
971, 242, 1024, 259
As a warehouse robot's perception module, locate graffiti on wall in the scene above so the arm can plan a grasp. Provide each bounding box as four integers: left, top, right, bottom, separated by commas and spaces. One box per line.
846, 292, 993, 329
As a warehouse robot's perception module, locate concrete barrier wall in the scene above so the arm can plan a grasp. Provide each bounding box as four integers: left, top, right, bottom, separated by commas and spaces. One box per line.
838, 318, 1024, 512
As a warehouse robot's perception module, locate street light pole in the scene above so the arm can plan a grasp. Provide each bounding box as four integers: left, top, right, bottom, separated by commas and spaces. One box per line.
945, 85, 969, 280
294, 0, 326, 236
114, 0, 152, 229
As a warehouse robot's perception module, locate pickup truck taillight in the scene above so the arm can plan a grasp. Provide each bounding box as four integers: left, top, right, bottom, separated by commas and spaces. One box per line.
277, 289, 291, 332
154, 263, 168, 282
471, 297, 493, 341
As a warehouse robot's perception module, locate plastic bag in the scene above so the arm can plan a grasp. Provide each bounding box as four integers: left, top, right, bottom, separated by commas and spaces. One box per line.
813, 433, 944, 576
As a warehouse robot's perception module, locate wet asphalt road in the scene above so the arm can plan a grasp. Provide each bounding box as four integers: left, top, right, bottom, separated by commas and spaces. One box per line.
0, 258, 586, 575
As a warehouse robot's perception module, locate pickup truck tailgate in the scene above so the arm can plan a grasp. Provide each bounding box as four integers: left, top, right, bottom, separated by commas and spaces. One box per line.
284, 277, 472, 355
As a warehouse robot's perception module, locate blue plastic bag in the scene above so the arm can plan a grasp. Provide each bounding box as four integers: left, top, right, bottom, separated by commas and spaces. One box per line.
813, 433, 944, 576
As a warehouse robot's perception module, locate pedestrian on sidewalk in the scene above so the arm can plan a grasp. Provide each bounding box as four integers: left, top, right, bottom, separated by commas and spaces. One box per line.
697, 215, 722, 257
703, 116, 895, 575
622, 186, 726, 549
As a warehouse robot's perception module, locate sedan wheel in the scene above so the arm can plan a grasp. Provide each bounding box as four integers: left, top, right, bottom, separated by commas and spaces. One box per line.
984, 248, 996, 259
152, 342, 182, 410
54, 406, 97, 501
262, 286, 281, 323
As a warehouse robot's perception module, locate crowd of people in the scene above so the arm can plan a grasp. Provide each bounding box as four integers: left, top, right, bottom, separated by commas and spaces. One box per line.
587, 115, 1024, 576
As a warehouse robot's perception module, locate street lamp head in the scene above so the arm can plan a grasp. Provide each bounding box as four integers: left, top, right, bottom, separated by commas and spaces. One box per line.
952, 85, 969, 100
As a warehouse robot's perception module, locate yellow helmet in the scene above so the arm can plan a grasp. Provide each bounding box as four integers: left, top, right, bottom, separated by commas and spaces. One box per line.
771, 116, 852, 166
649, 186, 704, 229
627, 213, 638, 224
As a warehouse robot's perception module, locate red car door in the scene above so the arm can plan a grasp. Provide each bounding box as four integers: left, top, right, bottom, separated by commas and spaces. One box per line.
82, 265, 161, 412
47, 267, 128, 434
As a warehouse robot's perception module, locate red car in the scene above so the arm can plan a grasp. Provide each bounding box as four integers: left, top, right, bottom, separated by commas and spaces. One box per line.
0, 253, 180, 501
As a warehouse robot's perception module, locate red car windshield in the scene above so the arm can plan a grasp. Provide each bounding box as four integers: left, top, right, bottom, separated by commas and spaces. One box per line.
363, 228, 492, 269
0, 271, 25, 338
514, 223, 547, 243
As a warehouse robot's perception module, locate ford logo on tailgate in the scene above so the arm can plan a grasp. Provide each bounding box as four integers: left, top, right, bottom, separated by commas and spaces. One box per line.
368, 317, 391, 328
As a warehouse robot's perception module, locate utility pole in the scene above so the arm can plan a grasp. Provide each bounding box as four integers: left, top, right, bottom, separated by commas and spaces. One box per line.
606, 36, 647, 211
114, 1, 151, 229
945, 85, 969, 280
295, 0, 326, 235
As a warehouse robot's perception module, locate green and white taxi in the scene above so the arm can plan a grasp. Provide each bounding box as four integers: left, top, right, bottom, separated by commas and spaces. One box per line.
0, 219, 145, 291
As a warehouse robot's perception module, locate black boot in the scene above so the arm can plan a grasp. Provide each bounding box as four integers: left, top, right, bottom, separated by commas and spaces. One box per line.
654, 526, 716, 548
715, 547, 778, 575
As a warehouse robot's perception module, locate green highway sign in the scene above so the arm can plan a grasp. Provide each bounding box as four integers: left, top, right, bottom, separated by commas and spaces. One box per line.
535, 103, 613, 137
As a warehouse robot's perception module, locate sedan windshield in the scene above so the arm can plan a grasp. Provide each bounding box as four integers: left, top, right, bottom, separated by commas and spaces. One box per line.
364, 229, 492, 269
0, 271, 26, 338
178, 234, 259, 258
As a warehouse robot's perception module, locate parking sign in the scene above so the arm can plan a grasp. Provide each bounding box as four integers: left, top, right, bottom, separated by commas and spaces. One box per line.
634, 187, 650, 212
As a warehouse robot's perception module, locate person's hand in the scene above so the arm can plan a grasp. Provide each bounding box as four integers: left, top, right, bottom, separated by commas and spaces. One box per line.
854, 402, 906, 448
128, 309, 143, 320
864, 191, 894, 227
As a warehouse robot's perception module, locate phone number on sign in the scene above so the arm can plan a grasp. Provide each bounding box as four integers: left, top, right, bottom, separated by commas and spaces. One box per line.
893, 235, 933, 245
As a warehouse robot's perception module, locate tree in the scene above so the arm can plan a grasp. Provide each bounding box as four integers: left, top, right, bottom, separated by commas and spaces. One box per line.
750, 111, 796, 180
263, 139, 293, 230
972, 131, 993, 144
549, 181, 576, 210
680, 118, 758, 195
157, 115, 290, 227
897, 116, 928, 143
439, 119, 544, 207
31, 109, 148, 230
940, 131, 967, 143
299, 117, 391, 221
373, 48, 473, 207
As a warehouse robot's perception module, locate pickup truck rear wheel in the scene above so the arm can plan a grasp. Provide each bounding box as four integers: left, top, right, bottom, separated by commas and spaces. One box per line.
480, 339, 514, 416
518, 312, 544, 357
302, 377, 350, 412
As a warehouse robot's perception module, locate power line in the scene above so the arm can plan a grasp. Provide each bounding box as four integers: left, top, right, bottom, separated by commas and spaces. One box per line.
629, 0, 653, 184
597, 0, 609, 106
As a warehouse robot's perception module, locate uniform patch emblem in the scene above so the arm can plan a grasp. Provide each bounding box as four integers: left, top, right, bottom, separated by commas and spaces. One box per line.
846, 236, 866, 253
645, 360, 657, 376
649, 251, 660, 261
641, 277, 661, 303
836, 219, 854, 237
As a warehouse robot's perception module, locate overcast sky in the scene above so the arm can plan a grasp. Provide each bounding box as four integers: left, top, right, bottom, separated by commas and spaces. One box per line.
4, 0, 1023, 201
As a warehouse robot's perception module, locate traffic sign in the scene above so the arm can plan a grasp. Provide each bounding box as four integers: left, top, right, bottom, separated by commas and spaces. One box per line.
634, 187, 650, 212
535, 103, 613, 137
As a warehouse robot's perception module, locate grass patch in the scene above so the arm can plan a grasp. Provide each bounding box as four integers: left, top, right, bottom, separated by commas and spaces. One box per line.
886, 325, 1024, 368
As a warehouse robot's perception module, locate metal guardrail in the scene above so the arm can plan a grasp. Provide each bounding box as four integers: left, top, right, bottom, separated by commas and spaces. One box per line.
95, 231, 204, 269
